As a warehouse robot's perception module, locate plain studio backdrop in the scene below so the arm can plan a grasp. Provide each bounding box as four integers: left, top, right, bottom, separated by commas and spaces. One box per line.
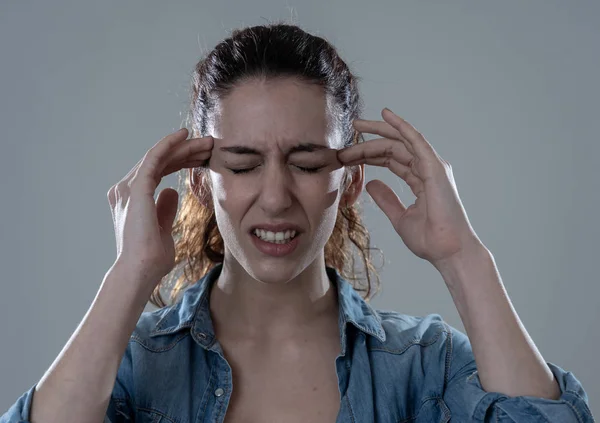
0, 0, 598, 416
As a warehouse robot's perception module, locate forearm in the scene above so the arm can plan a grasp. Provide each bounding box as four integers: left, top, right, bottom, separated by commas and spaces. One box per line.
433, 242, 561, 400
30, 262, 153, 423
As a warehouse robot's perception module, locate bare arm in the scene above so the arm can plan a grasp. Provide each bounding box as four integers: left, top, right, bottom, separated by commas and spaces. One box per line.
29, 262, 153, 423
21, 128, 214, 423
434, 241, 561, 399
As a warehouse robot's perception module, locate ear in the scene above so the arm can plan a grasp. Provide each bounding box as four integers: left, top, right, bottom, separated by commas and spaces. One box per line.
341, 163, 364, 208
188, 168, 211, 208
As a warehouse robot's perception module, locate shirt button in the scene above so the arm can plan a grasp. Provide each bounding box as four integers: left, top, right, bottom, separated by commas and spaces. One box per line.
214, 388, 224, 397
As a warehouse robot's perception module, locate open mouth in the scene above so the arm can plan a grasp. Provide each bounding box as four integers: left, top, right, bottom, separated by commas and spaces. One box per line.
250, 229, 299, 244
249, 230, 301, 257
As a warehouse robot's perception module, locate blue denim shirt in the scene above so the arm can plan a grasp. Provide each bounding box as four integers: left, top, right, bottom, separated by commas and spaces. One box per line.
3, 263, 594, 422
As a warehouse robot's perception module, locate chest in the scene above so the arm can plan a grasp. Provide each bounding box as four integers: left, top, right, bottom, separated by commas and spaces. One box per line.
219, 335, 342, 423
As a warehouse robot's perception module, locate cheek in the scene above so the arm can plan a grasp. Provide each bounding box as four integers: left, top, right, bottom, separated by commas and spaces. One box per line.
299, 172, 344, 214
323, 169, 346, 202
328, 170, 345, 192
210, 169, 344, 206
209, 170, 241, 201
208, 171, 235, 211
210, 170, 228, 202
297, 172, 336, 197
209, 171, 254, 217
209, 173, 240, 239
300, 168, 344, 190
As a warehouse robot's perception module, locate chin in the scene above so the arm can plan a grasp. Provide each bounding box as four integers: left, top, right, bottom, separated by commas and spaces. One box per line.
223, 230, 321, 284
244, 260, 305, 285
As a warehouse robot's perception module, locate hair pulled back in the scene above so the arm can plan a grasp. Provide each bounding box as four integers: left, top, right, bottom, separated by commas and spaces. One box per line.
150, 22, 384, 308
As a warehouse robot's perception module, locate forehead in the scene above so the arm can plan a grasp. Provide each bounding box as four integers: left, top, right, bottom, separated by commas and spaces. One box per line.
211, 77, 340, 150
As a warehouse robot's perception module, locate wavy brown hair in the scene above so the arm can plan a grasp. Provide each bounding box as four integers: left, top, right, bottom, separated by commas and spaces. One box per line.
150, 22, 384, 308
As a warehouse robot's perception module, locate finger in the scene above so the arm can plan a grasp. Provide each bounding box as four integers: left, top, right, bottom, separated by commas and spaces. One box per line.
380, 108, 440, 160
352, 119, 415, 155
156, 137, 213, 176
365, 179, 407, 223
161, 158, 211, 177
138, 128, 194, 177
310, 147, 344, 171
338, 137, 413, 167
137, 136, 213, 193
346, 155, 424, 196
119, 129, 190, 185
121, 155, 146, 183
155, 187, 179, 232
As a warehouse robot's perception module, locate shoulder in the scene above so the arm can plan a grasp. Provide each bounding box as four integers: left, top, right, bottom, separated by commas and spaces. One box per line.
364, 309, 475, 384
375, 310, 448, 343
134, 306, 175, 335
127, 302, 195, 352
129, 281, 206, 345
369, 309, 471, 357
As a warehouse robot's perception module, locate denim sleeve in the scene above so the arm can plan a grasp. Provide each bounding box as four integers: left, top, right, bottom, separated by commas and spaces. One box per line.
0, 343, 135, 423
441, 323, 595, 422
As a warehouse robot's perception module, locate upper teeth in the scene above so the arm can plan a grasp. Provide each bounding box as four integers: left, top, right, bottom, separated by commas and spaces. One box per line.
253, 229, 297, 241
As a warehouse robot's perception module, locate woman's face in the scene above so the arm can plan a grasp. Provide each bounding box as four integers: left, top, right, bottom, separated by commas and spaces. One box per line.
196, 77, 362, 283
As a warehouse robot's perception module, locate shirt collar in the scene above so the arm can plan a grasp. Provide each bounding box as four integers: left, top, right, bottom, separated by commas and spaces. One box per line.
150, 262, 386, 354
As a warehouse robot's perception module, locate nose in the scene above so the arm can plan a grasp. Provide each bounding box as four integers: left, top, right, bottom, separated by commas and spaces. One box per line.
257, 163, 293, 215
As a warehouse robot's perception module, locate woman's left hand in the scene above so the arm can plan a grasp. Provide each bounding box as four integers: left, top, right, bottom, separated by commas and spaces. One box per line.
337, 108, 483, 266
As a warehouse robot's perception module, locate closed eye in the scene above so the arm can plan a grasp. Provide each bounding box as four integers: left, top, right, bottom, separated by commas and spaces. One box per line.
228, 165, 324, 175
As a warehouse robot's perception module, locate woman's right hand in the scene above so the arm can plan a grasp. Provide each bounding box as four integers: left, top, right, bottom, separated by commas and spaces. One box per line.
107, 128, 213, 288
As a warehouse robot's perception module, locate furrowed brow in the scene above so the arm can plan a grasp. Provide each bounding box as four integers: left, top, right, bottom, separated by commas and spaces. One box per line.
219, 143, 328, 157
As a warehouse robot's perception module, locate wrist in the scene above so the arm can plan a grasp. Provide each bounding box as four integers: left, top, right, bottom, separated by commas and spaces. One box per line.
431, 238, 491, 275
104, 260, 161, 303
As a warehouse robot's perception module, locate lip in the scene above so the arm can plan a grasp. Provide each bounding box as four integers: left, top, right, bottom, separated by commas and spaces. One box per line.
250, 231, 301, 257
249, 222, 304, 234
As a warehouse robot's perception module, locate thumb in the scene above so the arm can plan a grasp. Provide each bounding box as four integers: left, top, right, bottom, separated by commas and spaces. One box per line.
155, 188, 179, 233
365, 179, 407, 223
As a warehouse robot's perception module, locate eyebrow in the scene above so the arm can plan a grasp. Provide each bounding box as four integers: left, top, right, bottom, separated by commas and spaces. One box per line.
219, 142, 329, 157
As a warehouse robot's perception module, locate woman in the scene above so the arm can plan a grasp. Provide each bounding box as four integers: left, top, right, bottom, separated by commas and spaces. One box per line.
2, 23, 593, 423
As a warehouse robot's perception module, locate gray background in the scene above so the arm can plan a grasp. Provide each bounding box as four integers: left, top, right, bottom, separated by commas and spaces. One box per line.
1, 0, 598, 417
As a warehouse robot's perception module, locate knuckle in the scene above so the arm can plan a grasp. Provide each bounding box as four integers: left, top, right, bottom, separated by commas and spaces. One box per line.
384, 144, 394, 157
107, 192, 115, 207
126, 177, 136, 190
147, 142, 160, 154
116, 180, 130, 193
140, 153, 158, 173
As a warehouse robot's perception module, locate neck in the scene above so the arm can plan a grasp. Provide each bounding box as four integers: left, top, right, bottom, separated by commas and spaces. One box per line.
209, 252, 339, 341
